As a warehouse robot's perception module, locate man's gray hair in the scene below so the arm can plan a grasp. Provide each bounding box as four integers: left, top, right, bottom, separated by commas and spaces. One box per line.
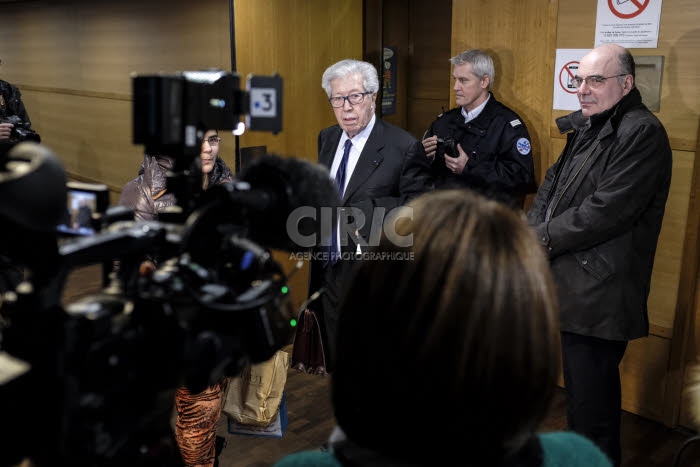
450, 49, 495, 89
321, 59, 379, 97
617, 48, 636, 82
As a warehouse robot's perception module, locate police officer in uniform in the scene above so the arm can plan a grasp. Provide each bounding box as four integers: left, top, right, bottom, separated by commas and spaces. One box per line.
422, 49, 535, 208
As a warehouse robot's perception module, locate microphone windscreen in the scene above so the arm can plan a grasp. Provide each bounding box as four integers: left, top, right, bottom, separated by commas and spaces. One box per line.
0, 142, 67, 233
241, 154, 340, 251
242, 154, 338, 211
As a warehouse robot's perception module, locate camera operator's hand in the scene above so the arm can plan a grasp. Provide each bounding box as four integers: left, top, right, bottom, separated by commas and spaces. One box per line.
421, 135, 438, 161
444, 143, 469, 175
0, 122, 13, 141
139, 259, 156, 278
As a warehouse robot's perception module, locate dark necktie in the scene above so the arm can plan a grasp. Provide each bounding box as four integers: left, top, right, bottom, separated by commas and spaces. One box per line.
326, 139, 352, 266
335, 139, 352, 199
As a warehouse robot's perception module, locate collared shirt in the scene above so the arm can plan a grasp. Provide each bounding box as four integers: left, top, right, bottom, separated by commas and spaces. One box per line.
329, 114, 376, 256
461, 94, 490, 123
330, 114, 376, 195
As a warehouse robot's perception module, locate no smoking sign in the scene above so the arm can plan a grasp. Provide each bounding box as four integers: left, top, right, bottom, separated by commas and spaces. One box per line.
607, 0, 650, 19
559, 61, 579, 94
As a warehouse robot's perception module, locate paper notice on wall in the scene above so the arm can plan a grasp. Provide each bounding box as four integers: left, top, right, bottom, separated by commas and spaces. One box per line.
381, 46, 397, 116
552, 49, 590, 111
595, 0, 663, 48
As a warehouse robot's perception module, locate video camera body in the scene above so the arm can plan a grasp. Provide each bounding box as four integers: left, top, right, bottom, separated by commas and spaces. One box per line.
0, 70, 337, 466
0, 114, 41, 145
436, 136, 459, 158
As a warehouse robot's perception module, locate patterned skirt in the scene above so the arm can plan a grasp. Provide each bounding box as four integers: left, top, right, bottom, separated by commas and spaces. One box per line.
174, 379, 228, 467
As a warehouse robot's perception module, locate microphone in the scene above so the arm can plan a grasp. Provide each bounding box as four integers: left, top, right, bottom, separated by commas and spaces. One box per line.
239, 153, 340, 250
183, 154, 339, 259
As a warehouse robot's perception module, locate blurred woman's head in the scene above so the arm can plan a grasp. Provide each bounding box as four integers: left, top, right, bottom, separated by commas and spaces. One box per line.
332, 189, 560, 464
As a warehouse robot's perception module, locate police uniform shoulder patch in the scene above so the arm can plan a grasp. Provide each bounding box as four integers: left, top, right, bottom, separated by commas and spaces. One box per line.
516, 138, 531, 155
510, 119, 522, 127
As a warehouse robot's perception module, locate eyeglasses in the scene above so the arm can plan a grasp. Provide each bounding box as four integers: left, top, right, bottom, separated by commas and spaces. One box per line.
329, 92, 372, 108
570, 74, 628, 89
203, 136, 221, 146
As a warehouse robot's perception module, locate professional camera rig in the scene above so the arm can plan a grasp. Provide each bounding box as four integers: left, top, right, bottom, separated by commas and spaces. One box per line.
0, 70, 337, 466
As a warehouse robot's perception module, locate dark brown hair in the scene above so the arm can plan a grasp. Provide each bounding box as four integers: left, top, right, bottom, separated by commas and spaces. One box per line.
332, 189, 560, 464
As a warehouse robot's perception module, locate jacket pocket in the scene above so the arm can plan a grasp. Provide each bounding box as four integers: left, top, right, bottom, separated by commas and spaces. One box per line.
574, 248, 613, 282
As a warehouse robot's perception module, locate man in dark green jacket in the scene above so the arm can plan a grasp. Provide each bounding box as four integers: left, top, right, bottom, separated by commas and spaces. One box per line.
527, 44, 672, 467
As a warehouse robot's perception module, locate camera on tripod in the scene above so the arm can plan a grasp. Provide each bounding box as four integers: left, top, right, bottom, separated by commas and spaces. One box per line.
0, 69, 337, 467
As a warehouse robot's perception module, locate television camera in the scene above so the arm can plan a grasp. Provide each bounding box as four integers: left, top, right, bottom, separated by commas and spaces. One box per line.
0, 70, 337, 466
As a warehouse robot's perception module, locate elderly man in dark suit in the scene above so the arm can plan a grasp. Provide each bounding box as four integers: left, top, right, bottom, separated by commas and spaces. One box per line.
308, 58, 432, 371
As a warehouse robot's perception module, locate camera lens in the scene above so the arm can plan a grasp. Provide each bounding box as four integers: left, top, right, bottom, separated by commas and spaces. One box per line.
13, 127, 41, 143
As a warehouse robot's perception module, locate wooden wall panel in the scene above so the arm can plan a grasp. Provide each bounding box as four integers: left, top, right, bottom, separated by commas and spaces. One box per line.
364, 0, 384, 89
409, 46, 451, 101
640, 0, 698, 152
648, 150, 694, 335
555, 0, 699, 151
406, 0, 452, 140
680, 269, 700, 429
361, 0, 452, 140
17, 90, 133, 190
1, 0, 233, 192
3, 1, 231, 95
451, 0, 559, 191
233, 0, 362, 164
677, 120, 700, 429
621, 335, 673, 421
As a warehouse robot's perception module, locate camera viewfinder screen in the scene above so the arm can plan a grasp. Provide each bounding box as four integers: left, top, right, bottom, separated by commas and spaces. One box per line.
57, 190, 99, 236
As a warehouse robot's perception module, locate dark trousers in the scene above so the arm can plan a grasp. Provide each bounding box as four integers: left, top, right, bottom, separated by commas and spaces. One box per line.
318, 259, 353, 372
561, 331, 628, 467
